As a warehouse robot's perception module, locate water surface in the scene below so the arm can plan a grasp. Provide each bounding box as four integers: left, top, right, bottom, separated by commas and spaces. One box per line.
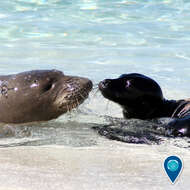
0, 0, 190, 189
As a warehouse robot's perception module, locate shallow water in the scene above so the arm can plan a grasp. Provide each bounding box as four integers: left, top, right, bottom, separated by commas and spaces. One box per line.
1, 0, 190, 189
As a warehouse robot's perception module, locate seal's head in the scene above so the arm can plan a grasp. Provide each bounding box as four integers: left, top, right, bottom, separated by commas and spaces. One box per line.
0, 70, 92, 124
99, 73, 164, 119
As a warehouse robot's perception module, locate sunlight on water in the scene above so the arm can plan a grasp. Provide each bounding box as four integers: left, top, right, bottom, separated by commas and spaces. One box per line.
0, 1, 190, 189
0, 0, 190, 130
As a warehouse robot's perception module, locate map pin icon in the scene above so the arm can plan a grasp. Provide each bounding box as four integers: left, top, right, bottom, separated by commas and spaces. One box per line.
164, 156, 183, 184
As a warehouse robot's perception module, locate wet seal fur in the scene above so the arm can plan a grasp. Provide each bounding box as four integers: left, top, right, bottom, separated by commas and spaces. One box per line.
99, 73, 190, 138
0, 70, 92, 124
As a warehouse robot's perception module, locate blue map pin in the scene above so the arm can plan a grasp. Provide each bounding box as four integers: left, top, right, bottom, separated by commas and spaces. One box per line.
164, 156, 183, 184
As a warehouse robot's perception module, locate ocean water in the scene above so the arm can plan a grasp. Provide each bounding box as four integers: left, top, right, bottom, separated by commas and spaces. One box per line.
1, 0, 190, 189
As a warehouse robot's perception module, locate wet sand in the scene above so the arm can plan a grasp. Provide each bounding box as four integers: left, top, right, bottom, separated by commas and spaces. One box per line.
0, 144, 190, 190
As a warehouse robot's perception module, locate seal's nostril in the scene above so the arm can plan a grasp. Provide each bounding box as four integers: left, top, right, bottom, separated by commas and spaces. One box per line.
86, 80, 93, 90
100, 79, 111, 88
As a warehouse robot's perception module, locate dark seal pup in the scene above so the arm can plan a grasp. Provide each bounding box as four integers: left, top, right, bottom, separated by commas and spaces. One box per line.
99, 73, 190, 137
0, 70, 92, 124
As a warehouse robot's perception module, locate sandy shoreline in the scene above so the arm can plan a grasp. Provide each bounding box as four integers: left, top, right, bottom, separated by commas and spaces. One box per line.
0, 144, 190, 190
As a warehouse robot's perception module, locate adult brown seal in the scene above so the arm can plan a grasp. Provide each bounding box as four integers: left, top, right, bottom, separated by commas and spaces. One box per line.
0, 70, 92, 124
99, 73, 190, 137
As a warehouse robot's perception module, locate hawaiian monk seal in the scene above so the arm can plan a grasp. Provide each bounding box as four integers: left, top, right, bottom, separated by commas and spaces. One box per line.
0, 70, 92, 124
99, 73, 190, 137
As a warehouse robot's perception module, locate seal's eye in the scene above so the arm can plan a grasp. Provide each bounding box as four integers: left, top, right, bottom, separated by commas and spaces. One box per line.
126, 80, 130, 88
44, 83, 53, 91
125, 80, 132, 88
30, 80, 39, 88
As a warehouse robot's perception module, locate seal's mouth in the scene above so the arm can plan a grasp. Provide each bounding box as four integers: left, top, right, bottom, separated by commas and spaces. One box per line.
98, 79, 121, 102
55, 76, 93, 112
63, 82, 92, 111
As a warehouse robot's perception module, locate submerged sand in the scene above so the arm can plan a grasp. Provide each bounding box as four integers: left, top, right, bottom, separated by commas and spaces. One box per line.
0, 142, 190, 190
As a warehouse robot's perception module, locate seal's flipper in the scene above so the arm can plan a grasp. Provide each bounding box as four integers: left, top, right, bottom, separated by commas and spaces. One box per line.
166, 116, 190, 137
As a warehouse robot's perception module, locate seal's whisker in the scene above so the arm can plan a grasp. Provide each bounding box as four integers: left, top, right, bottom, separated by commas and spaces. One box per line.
70, 102, 74, 110
71, 104, 74, 111
67, 103, 72, 113
93, 83, 99, 88
81, 90, 87, 98
79, 91, 86, 100
76, 97, 80, 107
74, 101, 77, 109
73, 100, 77, 110
66, 103, 69, 112
105, 100, 110, 111
93, 86, 99, 90
91, 88, 100, 97
84, 88, 89, 96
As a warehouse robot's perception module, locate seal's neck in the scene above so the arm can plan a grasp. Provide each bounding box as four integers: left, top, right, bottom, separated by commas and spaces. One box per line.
122, 99, 184, 119
157, 99, 181, 118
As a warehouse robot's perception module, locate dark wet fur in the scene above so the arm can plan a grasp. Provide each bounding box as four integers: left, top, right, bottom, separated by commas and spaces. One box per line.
98, 73, 190, 139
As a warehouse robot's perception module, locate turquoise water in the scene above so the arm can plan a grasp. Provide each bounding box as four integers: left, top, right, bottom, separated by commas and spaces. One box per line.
0, 0, 190, 125
0, 0, 190, 98
1, 1, 190, 189
0, 0, 189, 143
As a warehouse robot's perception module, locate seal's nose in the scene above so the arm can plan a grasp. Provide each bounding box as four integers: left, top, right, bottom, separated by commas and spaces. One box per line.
77, 77, 93, 92
85, 79, 93, 91
99, 79, 111, 90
